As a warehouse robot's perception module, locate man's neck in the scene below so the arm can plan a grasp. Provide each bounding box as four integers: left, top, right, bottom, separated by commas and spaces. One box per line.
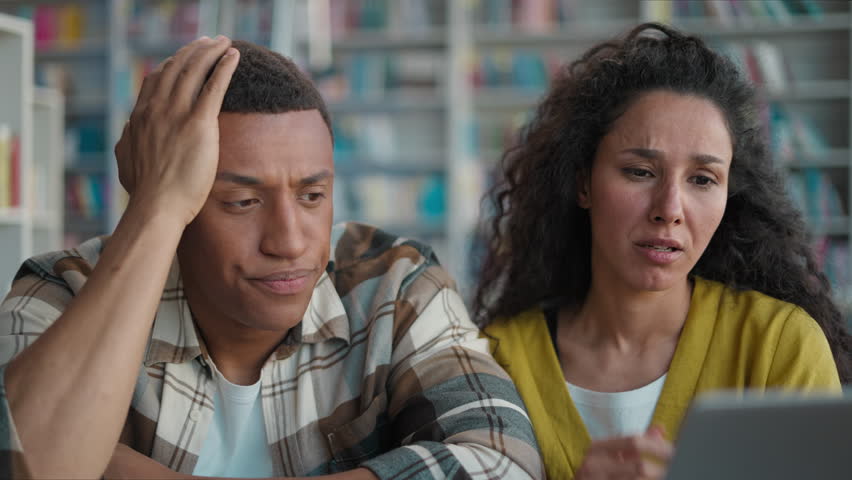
194, 315, 291, 385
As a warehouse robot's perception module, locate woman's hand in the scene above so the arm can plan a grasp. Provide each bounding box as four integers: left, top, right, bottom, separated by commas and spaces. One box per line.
576, 426, 674, 479
114, 35, 240, 227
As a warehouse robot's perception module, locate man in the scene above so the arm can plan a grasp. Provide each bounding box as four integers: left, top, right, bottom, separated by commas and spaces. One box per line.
0, 38, 543, 479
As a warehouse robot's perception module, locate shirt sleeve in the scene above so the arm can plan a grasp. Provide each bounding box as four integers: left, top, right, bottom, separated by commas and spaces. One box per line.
766, 306, 842, 391
0, 271, 73, 476
360, 266, 544, 480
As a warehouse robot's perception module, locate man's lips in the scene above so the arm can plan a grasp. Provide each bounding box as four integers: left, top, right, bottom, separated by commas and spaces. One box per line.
253, 269, 316, 281
249, 269, 316, 295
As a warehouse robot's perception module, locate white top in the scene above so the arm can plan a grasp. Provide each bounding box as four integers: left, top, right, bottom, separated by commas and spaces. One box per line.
566, 374, 667, 440
193, 367, 275, 478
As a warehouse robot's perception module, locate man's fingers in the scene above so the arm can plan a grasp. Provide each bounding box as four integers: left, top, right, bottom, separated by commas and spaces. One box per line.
133, 36, 208, 110
150, 36, 219, 104
195, 47, 240, 119
115, 121, 133, 192
170, 35, 233, 108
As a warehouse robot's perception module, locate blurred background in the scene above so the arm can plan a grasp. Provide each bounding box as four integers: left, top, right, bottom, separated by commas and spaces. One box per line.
0, 0, 850, 318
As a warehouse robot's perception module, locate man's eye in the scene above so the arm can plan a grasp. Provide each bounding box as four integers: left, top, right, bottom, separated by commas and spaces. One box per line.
301, 192, 325, 202
226, 199, 259, 208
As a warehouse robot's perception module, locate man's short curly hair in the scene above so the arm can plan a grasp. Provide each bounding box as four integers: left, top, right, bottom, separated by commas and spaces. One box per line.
221, 40, 332, 138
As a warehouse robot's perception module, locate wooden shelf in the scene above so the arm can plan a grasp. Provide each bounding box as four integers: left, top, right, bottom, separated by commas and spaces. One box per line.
783, 150, 850, 169
765, 80, 851, 101
300, 29, 447, 50
0, 208, 24, 225
335, 152, 445, 175
474, 87, 544, 110
473, 19, 639, 46
669, 13, 851, 38
806, 216, 849, 237
328, 96, 445, 113
36, 41, 107, 60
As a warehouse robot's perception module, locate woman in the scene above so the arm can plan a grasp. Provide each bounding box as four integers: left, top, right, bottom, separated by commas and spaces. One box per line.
475, 23, 852, 480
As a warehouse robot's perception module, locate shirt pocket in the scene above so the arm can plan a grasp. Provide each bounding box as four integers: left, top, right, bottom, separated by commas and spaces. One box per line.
322, 392, 392, 472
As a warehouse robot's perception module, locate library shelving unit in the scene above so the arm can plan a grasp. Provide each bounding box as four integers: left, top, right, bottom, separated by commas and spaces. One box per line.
457, 0, 852, 311
0, 1, 111, 247
7, 0, 851, 306
659, 2, 852, 311
31, 86, 65, 255
284, 0, 460, 281
0, 12, 33, 292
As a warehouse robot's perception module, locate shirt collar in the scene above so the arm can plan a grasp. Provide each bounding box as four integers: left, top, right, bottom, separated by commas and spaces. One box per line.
144, 257, 350, 367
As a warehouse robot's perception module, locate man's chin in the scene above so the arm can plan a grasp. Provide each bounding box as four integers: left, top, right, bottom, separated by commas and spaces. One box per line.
241, 303, 310, 332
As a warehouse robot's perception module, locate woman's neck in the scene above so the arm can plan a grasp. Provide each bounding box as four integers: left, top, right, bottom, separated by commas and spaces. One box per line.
556, 278, 692, 392
572, 277, 692, 351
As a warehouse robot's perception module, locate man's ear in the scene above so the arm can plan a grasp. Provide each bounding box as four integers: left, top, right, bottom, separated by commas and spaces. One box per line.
576, 170, 591, 209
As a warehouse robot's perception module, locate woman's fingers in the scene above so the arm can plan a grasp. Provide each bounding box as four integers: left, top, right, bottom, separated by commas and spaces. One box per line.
578, 431, 674, 480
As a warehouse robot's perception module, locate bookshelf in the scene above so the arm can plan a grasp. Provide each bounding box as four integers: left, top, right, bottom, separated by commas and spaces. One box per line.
31, 86, 65, 254
0, 12, 33, 292
4, 0, 851, 306
655, 0, 852, 310
282, 0, 458, 280
0, 1, 111, 248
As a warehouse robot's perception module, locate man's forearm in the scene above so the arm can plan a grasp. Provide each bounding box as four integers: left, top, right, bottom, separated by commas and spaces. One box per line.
105, 443, 380, 480
5, 199, 185, 478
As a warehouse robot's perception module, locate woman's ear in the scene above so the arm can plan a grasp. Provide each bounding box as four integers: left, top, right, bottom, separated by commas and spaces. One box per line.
576, 171, 591, 209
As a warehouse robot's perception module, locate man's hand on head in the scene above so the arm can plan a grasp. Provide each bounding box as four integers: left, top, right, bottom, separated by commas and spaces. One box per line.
114, 35, 240, 227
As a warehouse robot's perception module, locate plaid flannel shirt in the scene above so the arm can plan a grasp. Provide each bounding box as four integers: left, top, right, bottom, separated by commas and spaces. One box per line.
0, 222, 543, 479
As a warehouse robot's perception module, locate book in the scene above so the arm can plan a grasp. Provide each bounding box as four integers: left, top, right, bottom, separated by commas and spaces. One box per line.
763, 0, 794, 24
642, 0, 674, 23
752, 41, 788, 94
0, 126, 10, 208
514, 0, 556, 32
10, 135, 19, 208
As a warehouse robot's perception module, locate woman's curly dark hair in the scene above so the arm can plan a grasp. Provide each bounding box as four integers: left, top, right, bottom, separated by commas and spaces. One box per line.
473, 22, 852, 382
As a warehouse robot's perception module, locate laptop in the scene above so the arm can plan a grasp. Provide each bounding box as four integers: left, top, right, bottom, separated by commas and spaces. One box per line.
665, 390, 852, 480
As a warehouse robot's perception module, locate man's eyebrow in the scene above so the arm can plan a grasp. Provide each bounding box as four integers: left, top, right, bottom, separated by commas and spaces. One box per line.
299, 169, 333, 186
622, 148, 726, 165
216, 172, 262, 185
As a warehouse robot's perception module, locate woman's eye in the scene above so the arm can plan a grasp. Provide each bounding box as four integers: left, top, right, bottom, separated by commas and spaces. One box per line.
624, 168, 652, 178
693, 176, 717, 186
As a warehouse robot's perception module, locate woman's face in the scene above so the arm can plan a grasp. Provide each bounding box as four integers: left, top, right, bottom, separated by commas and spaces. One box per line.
579, 90, 733, 294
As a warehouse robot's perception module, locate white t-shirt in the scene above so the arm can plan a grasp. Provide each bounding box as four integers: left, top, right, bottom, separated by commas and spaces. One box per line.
193, 367, 275, 477
566, 374, 667, 440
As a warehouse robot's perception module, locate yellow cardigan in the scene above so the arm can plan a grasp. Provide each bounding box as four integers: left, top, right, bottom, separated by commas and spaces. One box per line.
484, 277, 841, 480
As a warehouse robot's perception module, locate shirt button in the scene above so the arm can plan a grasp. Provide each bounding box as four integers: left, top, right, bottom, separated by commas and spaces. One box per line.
189, 408, 201, 421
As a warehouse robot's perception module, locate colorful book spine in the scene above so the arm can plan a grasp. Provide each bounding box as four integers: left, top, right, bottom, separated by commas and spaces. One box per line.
0, 126, 10, 208
10, 135, 19, 207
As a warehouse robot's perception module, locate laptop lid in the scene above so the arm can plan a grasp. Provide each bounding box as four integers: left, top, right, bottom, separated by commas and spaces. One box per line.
665, 390, 852, 480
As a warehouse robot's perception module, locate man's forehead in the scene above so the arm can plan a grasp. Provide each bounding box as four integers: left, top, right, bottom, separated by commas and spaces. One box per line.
217, 110, 330, 139
214, 168, 333, 186
216, 111, 334, 174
